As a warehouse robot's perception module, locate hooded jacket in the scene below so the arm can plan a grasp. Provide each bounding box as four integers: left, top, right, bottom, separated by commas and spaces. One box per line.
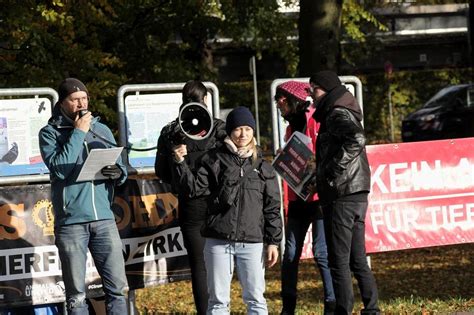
39, 107, 127, 226
174, 145, 283, 245
313, 86, 371, 202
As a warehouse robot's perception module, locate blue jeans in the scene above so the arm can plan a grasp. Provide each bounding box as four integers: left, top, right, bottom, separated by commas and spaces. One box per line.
322, 197, 379, 315
55, 219, 128, 315
204, 238, 267, 315
281, 216, 335, 304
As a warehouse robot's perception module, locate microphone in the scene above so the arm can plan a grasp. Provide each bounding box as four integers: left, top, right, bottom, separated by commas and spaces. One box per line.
78, 109, 88, 118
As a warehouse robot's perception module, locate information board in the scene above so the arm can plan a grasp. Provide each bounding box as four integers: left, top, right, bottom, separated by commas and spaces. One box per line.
124, 92, 213, 168
0, 98, 52, 176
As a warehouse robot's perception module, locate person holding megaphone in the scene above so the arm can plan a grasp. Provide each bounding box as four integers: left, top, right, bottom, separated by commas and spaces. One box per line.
154, 80, 226, 315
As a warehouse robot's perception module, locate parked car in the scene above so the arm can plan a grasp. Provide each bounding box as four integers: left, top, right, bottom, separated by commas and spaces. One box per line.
401, 84, 474, 142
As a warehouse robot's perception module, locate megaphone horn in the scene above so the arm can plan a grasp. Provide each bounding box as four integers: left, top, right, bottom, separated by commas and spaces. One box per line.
179, 102, 214, 140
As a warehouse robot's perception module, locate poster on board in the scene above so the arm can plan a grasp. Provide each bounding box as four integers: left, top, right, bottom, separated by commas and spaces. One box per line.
0, 98, 52, 177
125, 93, 182, 168
124, 92, 212, 168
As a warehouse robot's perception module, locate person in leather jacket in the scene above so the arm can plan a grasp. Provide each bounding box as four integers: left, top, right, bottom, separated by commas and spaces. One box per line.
309, 71, 380, 315
173, 106, 282, 314
154, 80, 226, 315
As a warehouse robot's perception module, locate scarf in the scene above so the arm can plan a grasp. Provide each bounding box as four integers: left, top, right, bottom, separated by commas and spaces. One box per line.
224, 137, 255, 158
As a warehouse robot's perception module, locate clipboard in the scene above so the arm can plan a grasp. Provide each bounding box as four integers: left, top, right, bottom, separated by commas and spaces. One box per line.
76, 147, 124, 182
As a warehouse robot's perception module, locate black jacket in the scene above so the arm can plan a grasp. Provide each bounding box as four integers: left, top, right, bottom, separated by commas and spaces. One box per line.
313, 86, 371, 203
174, 145, 283, 245
155, 117, 227, 222
155, 117, 227, 193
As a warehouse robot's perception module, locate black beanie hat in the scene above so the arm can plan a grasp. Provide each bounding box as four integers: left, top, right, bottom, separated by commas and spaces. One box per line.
309, 70, 342, 92
225, 106, 256, 136
58, 78, 88, 103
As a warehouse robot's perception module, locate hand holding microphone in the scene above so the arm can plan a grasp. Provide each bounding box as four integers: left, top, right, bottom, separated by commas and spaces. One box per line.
75, 109, 92, 133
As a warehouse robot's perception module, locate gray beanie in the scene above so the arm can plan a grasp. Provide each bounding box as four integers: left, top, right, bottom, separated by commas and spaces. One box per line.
58, 78, 88, 103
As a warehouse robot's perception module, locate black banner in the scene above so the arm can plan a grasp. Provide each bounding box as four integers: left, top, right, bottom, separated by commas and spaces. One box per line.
0, 178, 189, 308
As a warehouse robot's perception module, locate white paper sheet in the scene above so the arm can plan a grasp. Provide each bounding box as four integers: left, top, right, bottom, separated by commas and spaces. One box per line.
76, 147, 124, 182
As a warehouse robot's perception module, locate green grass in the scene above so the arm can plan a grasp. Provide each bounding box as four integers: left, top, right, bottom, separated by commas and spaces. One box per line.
135, 243, 474, 314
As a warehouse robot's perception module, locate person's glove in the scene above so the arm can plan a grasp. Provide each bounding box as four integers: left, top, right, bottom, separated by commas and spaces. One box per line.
101, 164, 122, 180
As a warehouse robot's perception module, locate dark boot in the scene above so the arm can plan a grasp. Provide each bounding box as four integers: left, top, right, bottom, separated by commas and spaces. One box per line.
324, 300, 336, 315
281, 296, 296, 315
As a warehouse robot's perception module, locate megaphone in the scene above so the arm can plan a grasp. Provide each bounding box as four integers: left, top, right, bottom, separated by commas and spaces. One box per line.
178, 102, 214, 140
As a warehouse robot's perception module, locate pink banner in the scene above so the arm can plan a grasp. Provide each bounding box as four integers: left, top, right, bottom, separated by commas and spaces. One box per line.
365, 138, 474, 253
296, 137, 474, 258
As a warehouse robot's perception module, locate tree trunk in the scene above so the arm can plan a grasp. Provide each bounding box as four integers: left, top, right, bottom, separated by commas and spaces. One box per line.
298, 0, 343, 76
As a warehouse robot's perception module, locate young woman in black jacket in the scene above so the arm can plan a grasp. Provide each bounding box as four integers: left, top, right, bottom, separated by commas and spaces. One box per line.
173, 106, 283, 314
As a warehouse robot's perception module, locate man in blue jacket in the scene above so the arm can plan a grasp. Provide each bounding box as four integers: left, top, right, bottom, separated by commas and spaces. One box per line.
39, 78, 128, 315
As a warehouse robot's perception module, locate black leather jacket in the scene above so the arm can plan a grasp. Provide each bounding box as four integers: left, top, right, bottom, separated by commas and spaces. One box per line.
314, 88, 371, 203
174, 145, 283, 245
